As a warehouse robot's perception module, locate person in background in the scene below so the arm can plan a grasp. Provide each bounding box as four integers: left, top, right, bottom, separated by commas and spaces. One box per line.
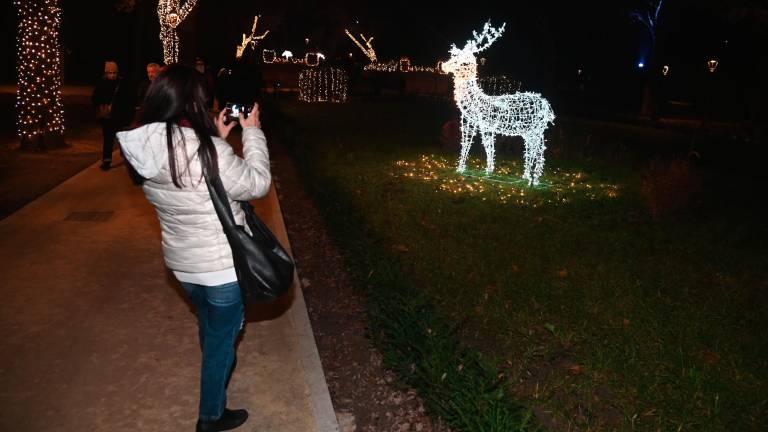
91, 61, 131, 171
136, 62, 161, 112
195, 57, 216, 109
117, 64, 271, 432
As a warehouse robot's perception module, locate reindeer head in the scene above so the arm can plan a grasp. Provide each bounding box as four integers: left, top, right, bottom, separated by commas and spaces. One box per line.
442, 21, 506, 81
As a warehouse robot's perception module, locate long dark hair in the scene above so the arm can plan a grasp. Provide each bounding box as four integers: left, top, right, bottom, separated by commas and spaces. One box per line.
139, 64, 219, 188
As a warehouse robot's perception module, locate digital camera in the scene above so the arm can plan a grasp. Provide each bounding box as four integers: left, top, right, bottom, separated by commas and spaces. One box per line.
225, 102, 252, 120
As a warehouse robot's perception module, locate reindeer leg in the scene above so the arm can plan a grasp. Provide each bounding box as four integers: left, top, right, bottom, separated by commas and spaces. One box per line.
482, 132, 496, 174
457, 116, 473, 173
522, 134, 535, 185
531, 133, 547, 186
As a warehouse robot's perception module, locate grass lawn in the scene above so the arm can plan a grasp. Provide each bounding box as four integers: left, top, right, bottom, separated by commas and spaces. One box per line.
277, 98, 767, 431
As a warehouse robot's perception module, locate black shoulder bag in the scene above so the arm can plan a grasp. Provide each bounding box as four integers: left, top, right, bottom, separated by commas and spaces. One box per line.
203, 172, 295, 303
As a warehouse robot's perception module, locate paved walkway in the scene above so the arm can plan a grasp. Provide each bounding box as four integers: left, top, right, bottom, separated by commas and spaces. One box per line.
0, 156, 339, 431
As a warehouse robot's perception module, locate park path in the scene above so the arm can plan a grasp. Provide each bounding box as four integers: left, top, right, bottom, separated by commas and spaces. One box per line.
0, 154, 339, 431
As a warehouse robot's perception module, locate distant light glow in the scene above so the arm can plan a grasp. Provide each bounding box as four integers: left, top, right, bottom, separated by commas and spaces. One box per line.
662, 65, 669, 76
638, 62, 645, 68
282, 50, 293, 59
442, 21, 554, 186
707, 59, 718, 73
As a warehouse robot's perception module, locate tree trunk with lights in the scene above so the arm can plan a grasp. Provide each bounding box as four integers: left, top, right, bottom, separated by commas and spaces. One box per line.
15, 0, 65, 150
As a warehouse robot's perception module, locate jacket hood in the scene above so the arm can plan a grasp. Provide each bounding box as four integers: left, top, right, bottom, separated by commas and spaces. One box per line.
116, 122, 204, 180
116, 123, 170, 179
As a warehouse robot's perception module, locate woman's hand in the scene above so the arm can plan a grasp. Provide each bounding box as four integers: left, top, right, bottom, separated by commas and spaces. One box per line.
215, 108, 237, 139
240, 102, 261, 129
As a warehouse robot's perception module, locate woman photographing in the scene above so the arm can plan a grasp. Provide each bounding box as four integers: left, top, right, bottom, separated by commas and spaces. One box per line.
117, 64, 270, 432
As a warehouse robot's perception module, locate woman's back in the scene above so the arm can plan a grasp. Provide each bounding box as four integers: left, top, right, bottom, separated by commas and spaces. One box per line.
119, 122, 271, 273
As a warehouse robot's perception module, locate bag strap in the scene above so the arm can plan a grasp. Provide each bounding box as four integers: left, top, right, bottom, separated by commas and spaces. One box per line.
203, 169, 237, 229
203, 169, 269, 231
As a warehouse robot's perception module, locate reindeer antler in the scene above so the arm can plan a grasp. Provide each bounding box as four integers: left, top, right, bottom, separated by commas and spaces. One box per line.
465, 21, 506, 53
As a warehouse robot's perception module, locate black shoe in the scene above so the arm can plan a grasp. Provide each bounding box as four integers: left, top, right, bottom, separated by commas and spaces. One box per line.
99, 161, 111, 171
196, 408, 249, 432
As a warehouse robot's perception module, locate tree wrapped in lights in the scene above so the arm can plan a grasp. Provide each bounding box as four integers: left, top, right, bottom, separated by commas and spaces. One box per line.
236, 15, 269, 59
158, 0, 198, 64
298, 68, 348, 103
15, 0, 65, 147
345, 29, 377, 62
442, 21, 554, 186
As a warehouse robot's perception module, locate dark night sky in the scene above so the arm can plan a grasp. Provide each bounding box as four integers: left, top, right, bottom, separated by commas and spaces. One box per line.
1, 0, 765, 98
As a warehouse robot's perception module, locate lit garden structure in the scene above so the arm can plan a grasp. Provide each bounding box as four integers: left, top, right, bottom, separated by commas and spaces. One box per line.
442, 22, 555, 186
298, 67, 348, 103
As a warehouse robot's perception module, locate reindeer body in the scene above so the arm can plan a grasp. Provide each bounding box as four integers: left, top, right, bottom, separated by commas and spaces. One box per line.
443, 22, 555, 185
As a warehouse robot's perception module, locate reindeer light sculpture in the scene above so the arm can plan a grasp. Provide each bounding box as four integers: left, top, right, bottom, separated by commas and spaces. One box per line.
442, 22, 555, 186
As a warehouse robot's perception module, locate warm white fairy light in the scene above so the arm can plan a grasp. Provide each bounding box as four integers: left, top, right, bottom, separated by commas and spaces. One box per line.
264, 49, 308, 64
235, 15, 269, 59
442, 21, 555, 186
345, 29, 377, 62
393, 154, 619, 206
298, 68, 348, 103
399, 57, 411, 72
363, 60, 438, 73
15, 0, 65, 142
157, 0, 198, 64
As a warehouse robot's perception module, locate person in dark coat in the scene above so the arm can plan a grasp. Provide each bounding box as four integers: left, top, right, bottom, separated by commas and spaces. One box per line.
91, 61, 132, 171
136, 62, 160, 114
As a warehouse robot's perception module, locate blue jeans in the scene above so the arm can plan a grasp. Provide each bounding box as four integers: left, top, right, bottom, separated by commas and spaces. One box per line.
181, 281, 244, 421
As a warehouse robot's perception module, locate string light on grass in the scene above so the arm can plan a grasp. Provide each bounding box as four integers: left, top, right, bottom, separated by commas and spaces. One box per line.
262, 49, 276, 63
15, 0, 65, 143
157, 0, 198, 64
235, 15, 269, 59
393, 154, 619, 206
442, 21, 555, 186
298, 67, 348, 103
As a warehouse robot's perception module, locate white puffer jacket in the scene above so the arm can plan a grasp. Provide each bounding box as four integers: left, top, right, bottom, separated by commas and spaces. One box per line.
117, 123, 271, 273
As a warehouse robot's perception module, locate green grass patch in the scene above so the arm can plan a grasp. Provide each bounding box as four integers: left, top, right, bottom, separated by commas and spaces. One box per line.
278, 98, 768, 431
